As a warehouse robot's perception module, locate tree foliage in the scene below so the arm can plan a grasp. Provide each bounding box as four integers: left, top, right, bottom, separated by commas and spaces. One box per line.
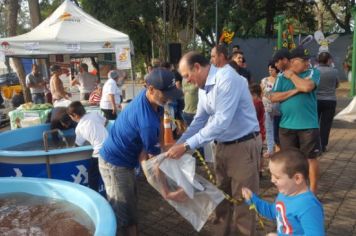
320, 0, 355, 33
1, 0, 354, 72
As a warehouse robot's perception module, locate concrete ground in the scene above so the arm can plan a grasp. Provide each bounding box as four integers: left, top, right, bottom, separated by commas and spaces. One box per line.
1, 82, 356, 235
136, 83, 356, 236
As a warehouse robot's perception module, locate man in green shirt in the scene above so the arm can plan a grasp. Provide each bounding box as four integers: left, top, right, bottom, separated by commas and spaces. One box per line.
271, 46, 321, 194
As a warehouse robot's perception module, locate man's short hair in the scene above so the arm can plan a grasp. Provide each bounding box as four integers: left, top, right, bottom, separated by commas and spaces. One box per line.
214, 45, 228, 59
152, 58, 161, 68
67, 101, 86, 118
318, 52, 332, 65
270, 148, 309, 180
183, 51, 210, 69
50, 64, 61, 73
231, 50, 244, 59
31, 64, 38, 70
160, 61, 171, 69
80, 63, 88, 72
232, 45, 240, 50
271, 48, 291, 64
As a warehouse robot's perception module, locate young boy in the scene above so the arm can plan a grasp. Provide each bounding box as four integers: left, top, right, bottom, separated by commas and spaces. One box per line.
67, 101, 108, 191
242, 149, 325, 236
250, 83, 265, 177
250, 83, 265, 142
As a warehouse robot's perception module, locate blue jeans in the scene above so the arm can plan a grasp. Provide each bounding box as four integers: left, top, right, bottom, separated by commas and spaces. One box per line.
265, 112, 274, 154
31, 93, 45, 104
274, 115, 281, 145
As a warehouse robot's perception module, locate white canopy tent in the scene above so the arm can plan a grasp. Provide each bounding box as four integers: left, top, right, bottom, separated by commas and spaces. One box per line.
0, 0, 131, 61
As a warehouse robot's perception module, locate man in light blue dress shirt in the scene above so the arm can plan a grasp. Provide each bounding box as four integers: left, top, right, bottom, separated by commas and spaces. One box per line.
166, 51, 262, 236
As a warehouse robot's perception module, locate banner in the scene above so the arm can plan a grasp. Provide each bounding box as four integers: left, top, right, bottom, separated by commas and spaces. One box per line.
115, 45, 131, 69
65, 42, 80, 52
24, 42, 40, 53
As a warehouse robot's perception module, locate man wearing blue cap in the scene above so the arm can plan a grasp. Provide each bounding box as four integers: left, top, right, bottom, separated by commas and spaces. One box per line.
270, 46, 321, 194
99, 68, 182, 236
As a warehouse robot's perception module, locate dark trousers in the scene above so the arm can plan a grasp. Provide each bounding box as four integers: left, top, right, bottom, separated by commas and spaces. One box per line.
101, 109, 117, 120
317, 100, 336, 151
88, 158, 100, 192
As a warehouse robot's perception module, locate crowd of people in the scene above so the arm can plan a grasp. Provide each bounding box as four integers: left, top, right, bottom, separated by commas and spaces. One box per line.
18, 44, 340, 235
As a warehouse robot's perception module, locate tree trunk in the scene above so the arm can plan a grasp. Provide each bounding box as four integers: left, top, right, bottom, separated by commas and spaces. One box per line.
28, 0, 42, 28
6, 0, 31, 103
264, 0, 276, 36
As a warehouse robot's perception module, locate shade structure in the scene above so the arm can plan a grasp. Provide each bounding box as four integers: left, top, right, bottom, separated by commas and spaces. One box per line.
0, 0, 130, 58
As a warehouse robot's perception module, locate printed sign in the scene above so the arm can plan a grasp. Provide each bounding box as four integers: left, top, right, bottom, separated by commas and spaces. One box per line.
24, 42, 40, 53
65, 43, 80, 52
23, 112, 40, 118
115, 45, 132, 69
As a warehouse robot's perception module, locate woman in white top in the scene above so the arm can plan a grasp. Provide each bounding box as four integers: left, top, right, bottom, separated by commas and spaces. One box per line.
260, 62, 279, 158
100, 70, 125, 120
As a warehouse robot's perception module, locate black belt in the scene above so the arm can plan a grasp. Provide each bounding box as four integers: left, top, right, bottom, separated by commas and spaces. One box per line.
214, 131, 260, 145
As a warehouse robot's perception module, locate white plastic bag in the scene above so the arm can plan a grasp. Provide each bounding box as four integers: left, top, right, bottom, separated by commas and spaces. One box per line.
141, 153, 225, 231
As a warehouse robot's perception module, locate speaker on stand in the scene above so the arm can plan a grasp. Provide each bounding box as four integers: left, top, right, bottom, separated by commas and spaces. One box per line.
168, 43, 182, 65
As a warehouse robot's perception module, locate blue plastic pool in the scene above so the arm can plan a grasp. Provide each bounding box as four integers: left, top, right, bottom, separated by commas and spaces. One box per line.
0, 124, 100, 189
0, 177, 116, 235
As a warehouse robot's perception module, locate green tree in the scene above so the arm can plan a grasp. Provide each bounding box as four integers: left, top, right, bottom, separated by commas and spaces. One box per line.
319, 0, 354, 33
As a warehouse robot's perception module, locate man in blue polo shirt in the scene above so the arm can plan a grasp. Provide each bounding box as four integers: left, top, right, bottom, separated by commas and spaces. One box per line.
99, 68, 183, 236
271, 46, 321, 194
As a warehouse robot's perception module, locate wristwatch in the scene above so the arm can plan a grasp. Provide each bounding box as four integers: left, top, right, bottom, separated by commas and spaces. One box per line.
184, 142, 191, 152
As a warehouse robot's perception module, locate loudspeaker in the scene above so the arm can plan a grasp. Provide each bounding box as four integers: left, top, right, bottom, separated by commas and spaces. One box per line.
168, 43, 182, 64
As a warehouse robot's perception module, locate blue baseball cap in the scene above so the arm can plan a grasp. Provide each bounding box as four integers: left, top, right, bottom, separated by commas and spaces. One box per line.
146, 68, 183, 100
290, 46, 311, 60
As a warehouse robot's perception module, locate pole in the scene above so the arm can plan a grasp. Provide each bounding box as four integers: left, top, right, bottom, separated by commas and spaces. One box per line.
275, 15, 285, 50
351, 7, 356, 96
215, 0, 218, 45
193, 0, 196, 50
163, 0, 167, 61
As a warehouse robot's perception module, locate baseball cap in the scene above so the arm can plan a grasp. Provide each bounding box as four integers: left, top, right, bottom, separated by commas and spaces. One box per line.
146, 68, 183, 100
290, 46, 311, 60
108, 70, 119, 80
271, 48, 291, 64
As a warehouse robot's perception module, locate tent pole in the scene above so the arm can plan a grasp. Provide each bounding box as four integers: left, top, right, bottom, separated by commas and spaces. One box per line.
96, 54, 101, 84
351, 7, 356, 97
130, 54, 135, 99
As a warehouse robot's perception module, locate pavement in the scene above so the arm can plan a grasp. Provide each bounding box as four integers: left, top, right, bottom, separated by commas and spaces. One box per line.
1, 83, 356, 235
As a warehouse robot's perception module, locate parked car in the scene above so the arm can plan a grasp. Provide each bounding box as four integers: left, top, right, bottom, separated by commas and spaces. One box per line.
0, 72, 20, 87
